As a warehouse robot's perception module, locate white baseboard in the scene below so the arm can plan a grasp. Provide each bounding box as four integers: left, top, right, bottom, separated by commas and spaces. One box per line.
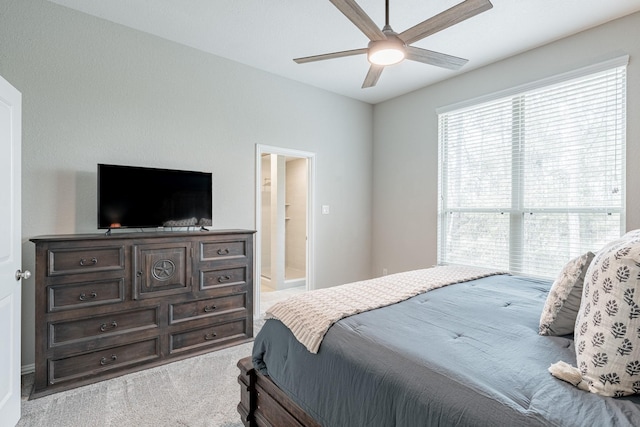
21, 363, 35, 375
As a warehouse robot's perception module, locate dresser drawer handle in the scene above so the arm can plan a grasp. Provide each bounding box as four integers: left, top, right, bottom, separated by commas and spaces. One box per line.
204, 332, 217, 341
99, 320, 118, 332
217, 248, 229, 255
79, 257, 98, 266
217, 275, 231, 283
100, 354, 117, 366
204, 305, 217, 313
79, 291, 98, 301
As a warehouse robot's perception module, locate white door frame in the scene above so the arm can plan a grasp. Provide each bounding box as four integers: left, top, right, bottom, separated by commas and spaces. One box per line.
255, 144, 315, 318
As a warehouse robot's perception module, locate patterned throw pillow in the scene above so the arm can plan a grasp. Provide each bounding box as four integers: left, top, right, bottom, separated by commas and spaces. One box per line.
539, 251, 595, 336
552, 230, 640, 397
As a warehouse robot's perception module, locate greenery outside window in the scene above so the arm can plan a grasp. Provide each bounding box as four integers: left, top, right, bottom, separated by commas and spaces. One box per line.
437, 57, 627, 278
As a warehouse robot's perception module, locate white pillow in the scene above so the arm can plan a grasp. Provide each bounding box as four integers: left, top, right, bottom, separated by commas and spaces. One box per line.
539, 251, 594, 336
551, 230, 640, 397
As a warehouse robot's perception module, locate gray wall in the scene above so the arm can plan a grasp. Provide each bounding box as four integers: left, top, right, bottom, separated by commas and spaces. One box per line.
0, 0, 373, 368
372, 11, 640, 277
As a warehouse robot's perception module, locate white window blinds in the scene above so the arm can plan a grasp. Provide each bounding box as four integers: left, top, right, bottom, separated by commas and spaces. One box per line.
438, 59, 627, 278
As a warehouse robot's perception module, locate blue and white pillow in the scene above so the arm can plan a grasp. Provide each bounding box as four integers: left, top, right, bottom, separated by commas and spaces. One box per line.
539, 251, 594, 336
553, 230, 640, 397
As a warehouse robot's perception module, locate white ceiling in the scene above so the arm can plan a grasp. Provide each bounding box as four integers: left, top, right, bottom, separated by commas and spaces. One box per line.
48, 0, 640, 104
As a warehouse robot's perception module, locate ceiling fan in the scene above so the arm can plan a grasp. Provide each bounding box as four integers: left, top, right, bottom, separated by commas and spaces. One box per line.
294, 0, 493, 88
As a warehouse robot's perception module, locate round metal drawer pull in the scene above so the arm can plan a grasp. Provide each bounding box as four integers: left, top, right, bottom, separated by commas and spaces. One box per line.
217, 248, 230, 255
99, 320, 118, 332
217, 275, 231, 283
204, 305, 217, 313
204, 332, 217, 341
79, 291, 98, 301
100, 354, 117, 366
79, 257, 98, 266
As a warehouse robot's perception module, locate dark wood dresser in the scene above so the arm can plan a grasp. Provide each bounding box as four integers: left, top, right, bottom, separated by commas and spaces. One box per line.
30, 230, 255, 398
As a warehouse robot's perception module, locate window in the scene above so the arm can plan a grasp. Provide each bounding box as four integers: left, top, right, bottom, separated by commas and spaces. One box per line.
438, 58, 627, 278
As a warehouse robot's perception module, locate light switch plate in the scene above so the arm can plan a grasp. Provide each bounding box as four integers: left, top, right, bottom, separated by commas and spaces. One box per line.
322, 205, 330, 215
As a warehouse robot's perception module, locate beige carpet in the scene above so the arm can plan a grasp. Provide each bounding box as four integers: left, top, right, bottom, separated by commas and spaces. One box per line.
18, 341, 253, 427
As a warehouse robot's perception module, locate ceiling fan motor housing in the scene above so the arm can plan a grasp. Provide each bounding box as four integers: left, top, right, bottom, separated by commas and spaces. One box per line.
367, 27, 406, 66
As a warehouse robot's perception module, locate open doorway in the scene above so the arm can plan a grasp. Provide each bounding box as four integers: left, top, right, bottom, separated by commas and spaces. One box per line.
255, 145, 315, 318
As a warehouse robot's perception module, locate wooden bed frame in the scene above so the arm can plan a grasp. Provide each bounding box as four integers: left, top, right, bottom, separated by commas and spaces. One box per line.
237, 356, 321, 427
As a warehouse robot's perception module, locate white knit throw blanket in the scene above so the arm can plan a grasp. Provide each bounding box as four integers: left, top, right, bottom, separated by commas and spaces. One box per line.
266, 265, 506, 353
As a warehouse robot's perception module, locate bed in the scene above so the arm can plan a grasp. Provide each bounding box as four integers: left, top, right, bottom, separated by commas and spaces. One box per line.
237, 271, 640, 426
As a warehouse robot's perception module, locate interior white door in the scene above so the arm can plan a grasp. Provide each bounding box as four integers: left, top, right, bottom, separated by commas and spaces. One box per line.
0, 74, 24, 426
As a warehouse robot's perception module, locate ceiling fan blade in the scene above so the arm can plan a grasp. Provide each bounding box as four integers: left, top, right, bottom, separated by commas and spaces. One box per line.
362, 65, 384, 88
405, 46, 468, 70
330, 0, 386, 41
294, 48, 368, 64
399, 0, 493, 45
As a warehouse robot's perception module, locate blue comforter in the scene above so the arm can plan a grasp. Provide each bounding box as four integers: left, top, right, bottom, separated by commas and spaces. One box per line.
253, 274, 640, 426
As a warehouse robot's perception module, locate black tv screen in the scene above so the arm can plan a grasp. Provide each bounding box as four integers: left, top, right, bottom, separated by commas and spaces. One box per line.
98, 164, 212, 229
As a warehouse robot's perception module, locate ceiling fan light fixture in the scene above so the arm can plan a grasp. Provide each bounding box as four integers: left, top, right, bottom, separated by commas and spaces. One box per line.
294, 0, 492, 88
368, 37, 405, 66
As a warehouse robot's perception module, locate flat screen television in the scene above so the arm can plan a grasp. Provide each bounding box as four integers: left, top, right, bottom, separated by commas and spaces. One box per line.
97, 164, 212, 230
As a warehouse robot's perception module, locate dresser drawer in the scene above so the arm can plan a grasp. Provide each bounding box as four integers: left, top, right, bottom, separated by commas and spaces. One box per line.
49, 307, 159, 346
200, 239, 247, 261
48, 246, 125, 276
169, 293, 247, 324
48, 338, 160, 385
48, 278, 125, 312
199, 265, 248, 291
169, 318, 247, 354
